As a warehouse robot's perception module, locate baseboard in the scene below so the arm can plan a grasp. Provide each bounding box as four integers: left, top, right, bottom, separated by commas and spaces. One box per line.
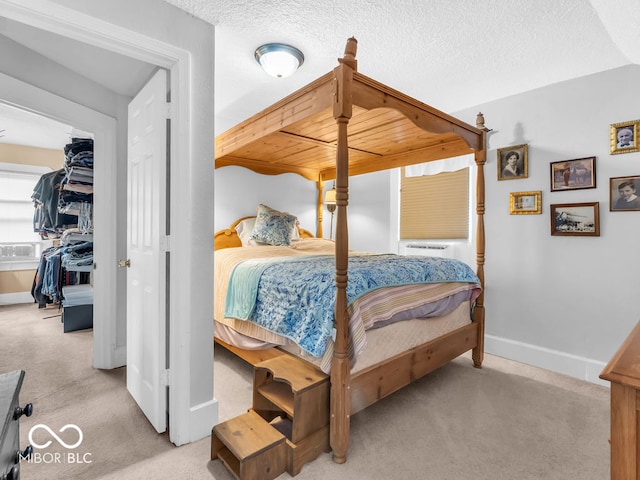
113, 346, 127, 368
485, 334, 609, 387
0, 292, 34, 305
188, 398, 218, 443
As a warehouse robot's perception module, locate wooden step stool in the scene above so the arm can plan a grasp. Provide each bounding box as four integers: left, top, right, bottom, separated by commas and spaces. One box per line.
212, 353, 329, 479
253, 354, 329, 476
211, 409, 288, 480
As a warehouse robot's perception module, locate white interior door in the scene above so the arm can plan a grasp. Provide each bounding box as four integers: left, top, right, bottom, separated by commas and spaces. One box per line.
126, 69, 168, 433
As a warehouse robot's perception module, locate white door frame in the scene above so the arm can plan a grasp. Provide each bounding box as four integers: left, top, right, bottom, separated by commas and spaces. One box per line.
0, 0, 215, 445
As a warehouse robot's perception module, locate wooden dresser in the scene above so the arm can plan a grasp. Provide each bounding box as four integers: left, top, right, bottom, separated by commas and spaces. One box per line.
600, 321, 640, 479
0, 370, 32, 480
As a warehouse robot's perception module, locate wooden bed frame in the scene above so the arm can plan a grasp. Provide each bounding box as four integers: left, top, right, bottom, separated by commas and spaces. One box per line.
214, 216, 315, 250
214, 37, 487, 466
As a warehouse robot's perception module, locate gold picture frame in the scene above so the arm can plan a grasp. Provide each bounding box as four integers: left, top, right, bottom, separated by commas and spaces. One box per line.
610, 120, 640, 154
510, 191, 541, 215
497, 144, 528, 180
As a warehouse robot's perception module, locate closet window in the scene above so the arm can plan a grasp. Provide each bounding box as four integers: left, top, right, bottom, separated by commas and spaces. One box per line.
400, 167, 469, 239
0, 166, 49, 262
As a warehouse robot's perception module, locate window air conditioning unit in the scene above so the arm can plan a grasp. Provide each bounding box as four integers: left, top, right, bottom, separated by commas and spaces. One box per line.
400, 243, 453, 258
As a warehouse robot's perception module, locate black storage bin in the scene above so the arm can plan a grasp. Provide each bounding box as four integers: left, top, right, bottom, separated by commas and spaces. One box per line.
61, 304, 93, 332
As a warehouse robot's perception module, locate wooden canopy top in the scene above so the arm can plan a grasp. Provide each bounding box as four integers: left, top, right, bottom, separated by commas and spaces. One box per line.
215, 38, 486, 182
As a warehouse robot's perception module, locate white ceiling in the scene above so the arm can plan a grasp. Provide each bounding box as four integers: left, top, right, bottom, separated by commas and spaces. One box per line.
0, 13, 158, 151
1, 0, 638, 150
0, 16, 156, 151
0, 103, 75, 151
171, 0, 639, 133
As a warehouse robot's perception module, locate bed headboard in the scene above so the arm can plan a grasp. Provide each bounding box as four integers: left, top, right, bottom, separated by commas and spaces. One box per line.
214, 216, 315, 250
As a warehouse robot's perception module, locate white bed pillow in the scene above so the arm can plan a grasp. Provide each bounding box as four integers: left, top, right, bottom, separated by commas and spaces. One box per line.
235, 217, 259, 246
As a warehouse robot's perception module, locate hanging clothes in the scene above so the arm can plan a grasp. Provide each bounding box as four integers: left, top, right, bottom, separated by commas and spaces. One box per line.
31, 169, 78, 237
31, 136, 95, 311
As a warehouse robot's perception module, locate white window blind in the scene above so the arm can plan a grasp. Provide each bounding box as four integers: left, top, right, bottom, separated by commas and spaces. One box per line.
0, 171, 41, 243
0, 165, 50, 262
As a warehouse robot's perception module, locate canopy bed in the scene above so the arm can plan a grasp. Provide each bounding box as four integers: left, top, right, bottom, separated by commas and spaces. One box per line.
212, 37, 487, 474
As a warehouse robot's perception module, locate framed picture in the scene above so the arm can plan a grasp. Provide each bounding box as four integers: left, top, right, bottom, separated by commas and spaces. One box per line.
610, 175, 640, 211
550, 202, 599, 236
510, 191, 541, 215
497, 144, 528, 180
610, 120, 640, 155
550, 157, 596, 191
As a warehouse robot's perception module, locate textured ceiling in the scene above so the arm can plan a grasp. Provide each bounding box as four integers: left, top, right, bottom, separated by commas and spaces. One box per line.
1, 1, 638, 150
164, 0, 639, 134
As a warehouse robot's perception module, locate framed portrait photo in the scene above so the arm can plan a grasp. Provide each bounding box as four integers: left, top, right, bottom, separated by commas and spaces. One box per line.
550, 157, 596, 192
610, 175, 640, 212
510, 191, 541, 215
550, 202, 600, 237
610, 120, 640, 155
497, 144, 528, 181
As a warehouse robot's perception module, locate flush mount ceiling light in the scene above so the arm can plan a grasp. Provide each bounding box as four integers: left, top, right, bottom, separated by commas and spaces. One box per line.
254, 43, 304, 78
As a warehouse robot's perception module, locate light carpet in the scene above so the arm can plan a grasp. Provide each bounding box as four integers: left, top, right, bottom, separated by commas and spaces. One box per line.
0, 303, 610, 479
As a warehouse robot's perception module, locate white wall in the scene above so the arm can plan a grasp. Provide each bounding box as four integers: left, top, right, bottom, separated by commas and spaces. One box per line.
215, 65, 640, 385
0, 34, 121, 117
455, 64, 640, 384
51, 0, 217, 444
347, 170, 392, 252
2, 0, 216, 445
214, 167, 392, 252
214, 166, 318, 234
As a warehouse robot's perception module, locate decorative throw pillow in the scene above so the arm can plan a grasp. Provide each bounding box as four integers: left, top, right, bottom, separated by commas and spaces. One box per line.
237, 216, 301, 246
249, 204, 298, 246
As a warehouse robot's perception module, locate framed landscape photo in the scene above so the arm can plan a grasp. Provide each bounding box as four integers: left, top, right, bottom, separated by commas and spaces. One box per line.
610, 175, 640, 212
610, 120, 640, 155
550, 202, 600, 236
550, 157, 596, 191
510, 191, 541, 215
497, 144, 528, 180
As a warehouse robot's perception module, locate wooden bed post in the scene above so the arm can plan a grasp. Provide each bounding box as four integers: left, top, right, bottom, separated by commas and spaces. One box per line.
317, 179, 325, 238
330, 36, 357, 465
472, 112, 488, 368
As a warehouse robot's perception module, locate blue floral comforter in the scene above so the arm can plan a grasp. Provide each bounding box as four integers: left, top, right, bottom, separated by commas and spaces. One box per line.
224, 254, 480, 357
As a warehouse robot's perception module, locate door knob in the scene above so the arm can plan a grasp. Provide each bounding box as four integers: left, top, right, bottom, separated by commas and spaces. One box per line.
14, 403, 32, 419
118, 259, 131, 268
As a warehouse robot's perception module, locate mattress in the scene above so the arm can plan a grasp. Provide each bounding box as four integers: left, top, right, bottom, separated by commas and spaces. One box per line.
279, 300, 472, 374
214, 238, 480, 373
